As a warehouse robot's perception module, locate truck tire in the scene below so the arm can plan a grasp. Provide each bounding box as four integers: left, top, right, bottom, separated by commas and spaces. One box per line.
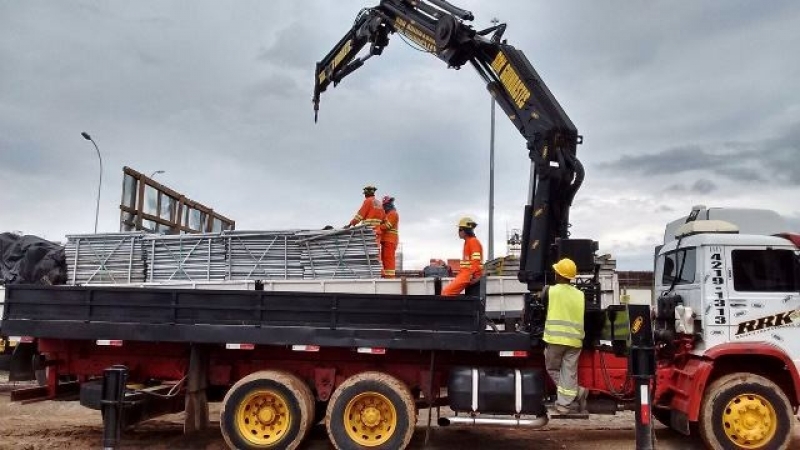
698, 373, 793, 450
220, 370, 314, 450
325, 371, 416, 450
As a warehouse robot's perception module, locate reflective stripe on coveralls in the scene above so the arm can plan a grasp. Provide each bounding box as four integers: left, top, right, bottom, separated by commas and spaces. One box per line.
350, 196, 385, 227
380, 209, 399, 277
350, 196, 385, 256
442, 236, 483, 296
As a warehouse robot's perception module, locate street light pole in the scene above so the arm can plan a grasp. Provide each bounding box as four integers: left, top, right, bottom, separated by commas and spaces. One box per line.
149, 170, 165, 179
81, 132, 103, 234
488, 18, 498, 261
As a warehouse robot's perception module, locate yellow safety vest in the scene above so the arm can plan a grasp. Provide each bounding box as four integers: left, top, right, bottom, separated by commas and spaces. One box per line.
543, 283, 585, 348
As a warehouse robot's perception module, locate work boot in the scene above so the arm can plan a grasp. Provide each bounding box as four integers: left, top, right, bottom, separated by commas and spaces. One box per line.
576, 387, 588, 413
554, 403, 573, 415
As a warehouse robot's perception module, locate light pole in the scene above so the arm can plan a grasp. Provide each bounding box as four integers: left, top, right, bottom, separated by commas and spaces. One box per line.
488, 18, 498, 261
81, 132, 103, 234
149, 170, 165, 179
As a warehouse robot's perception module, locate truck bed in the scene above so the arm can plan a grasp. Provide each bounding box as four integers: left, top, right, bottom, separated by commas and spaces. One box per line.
0, 285, 532, 352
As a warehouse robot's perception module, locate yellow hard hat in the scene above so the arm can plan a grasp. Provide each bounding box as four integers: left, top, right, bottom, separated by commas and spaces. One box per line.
457, 217, 477, 229
552, 258, 577, 279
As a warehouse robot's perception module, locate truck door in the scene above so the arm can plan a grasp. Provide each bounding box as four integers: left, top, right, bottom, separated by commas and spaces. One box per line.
655, 245, 702, 335
727, 246, 800, 359
702, 246, 732, 346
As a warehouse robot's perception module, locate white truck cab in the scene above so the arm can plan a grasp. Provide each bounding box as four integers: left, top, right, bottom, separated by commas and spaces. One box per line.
655, 210, 800, 365
651, 216, 800, 449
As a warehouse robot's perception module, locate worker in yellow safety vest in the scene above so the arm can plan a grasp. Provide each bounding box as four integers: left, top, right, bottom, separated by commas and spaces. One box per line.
543, 258, 588, 414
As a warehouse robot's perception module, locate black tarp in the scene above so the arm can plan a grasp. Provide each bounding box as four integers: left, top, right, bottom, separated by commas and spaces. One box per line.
0, 233, 66, 285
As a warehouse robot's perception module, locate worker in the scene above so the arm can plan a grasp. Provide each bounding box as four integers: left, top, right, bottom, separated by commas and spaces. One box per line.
543, 258, 588, 414
345, 185, 385, 249
442, 217, 483, 296
378, 195, 399, 278
422, 259, 449, 278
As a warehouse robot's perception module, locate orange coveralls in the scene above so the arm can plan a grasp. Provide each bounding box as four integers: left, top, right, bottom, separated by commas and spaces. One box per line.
349, 195, 385, 251
379, 209, 399, 278
442, 236, 483, 296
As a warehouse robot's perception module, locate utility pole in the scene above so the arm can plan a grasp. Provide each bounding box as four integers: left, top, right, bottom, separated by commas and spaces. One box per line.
488, 17, 498, 261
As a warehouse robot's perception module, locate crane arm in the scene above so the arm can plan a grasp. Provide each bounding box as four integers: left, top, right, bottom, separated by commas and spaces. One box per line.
314, 0, 585, 291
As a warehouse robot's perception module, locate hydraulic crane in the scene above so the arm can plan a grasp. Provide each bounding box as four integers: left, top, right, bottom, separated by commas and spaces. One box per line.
313, 0, 590, 297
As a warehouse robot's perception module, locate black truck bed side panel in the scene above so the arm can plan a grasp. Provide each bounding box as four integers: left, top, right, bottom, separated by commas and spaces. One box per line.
1, 285, 533, 351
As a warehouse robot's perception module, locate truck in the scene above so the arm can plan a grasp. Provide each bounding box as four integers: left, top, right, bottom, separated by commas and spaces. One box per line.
1, 2, 798, 450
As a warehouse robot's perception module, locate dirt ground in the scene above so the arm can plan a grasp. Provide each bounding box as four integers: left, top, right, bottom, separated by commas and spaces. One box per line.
1, 373, 799, 450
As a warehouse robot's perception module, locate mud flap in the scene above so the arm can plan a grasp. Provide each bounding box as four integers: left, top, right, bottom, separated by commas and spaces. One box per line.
8, 342, 36, 382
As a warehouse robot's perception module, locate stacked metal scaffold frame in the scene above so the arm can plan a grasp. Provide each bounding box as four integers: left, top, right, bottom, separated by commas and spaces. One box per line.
145, 234, 228, 282
226, 230, 305, 280
64, 226, 381, 284
65, 232, 147, 284
300, 226, 381, 279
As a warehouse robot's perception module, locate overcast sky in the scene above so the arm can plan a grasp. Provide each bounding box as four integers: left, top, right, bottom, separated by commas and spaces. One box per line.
1, 1, 799, 271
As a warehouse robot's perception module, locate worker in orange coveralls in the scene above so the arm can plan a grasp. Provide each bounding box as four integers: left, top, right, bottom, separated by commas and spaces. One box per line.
345, 185, 385, 251
378, 195, 399, 278
442, 217, 484, 296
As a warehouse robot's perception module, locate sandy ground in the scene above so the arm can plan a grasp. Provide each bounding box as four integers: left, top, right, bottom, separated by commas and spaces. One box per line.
1, 372, 799, 450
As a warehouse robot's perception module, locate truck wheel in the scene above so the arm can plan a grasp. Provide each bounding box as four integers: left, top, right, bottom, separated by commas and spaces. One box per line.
325, 371, 416, 450
220, 370, 314, 450
698, 373, 793, 450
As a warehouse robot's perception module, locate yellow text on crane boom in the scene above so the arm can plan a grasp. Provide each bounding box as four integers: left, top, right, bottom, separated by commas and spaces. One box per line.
394, 18, 437, 52
319, 39, 354, 84
491, 51, 531, 109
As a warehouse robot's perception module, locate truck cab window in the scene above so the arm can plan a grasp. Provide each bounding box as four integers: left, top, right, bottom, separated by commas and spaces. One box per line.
661, 248, 696, 285
732, 249, 797, 292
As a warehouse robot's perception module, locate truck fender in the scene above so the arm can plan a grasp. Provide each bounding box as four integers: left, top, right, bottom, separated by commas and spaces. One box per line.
664, 342, 800, 422
703, 342, 800, 404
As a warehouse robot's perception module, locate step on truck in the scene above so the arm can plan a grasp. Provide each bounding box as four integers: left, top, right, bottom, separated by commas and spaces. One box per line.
4, 2, 800, 450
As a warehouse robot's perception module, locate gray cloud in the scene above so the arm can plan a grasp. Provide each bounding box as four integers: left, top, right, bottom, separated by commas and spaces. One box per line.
258, 22, 324, 70
1, 1, 799, 269
690, 179, 717, 194
785, 215, 800, 233
601, 123, 800, 185
656, 205, 675, 213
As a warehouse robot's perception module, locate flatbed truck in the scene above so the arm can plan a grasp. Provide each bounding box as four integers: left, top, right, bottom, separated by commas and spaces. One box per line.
4, 1, 800, 449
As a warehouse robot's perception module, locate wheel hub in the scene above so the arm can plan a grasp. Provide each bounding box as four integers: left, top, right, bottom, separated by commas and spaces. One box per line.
236, 390, 291, 446
722, 393, 776, 448
257, 405, 277, 425
344, 392, 397, 447
362, 406, 382, 427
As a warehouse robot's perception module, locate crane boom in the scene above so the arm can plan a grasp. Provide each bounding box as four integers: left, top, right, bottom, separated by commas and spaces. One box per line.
314, 0, 588, 292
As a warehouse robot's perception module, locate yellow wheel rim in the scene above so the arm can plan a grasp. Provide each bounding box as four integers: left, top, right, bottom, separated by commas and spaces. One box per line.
722, 393, 778, 449
343, 392, 397, 447
236, 389, 292, 447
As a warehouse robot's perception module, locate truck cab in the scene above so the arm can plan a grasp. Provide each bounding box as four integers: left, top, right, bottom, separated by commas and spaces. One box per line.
652, 210, 800, 449
655, 226, 800, 356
